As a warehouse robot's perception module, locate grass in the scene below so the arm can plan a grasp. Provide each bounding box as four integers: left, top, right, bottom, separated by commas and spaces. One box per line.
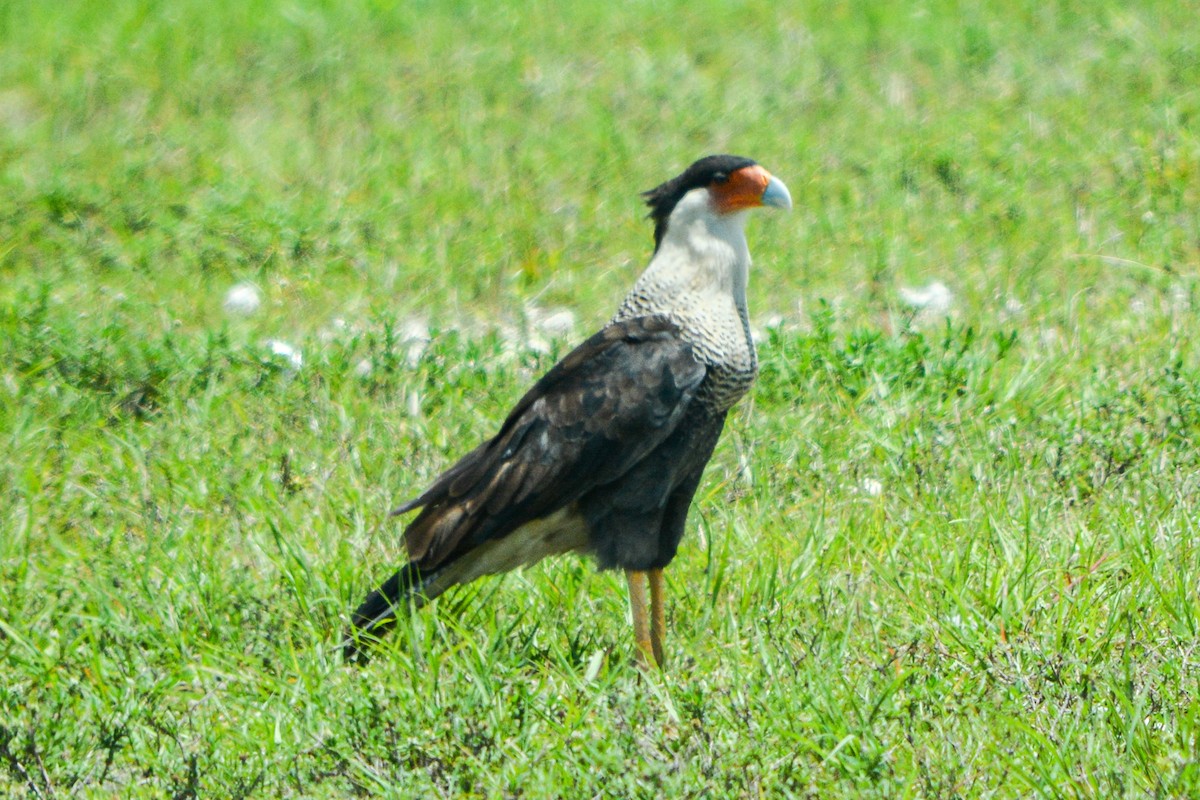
2, 0, 1200, 796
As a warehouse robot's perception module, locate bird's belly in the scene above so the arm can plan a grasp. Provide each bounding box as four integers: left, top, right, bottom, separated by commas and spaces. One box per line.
423, 506, 589, 596
581, 407, 728, 571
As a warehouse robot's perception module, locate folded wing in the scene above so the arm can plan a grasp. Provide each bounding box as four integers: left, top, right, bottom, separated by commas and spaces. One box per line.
397, 314, 707, 573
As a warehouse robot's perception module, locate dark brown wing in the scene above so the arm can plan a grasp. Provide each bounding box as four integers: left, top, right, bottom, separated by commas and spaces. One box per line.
396, 315, 706, 571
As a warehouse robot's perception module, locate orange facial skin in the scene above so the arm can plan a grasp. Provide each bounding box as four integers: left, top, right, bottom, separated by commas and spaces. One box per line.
710, 165, 774, 213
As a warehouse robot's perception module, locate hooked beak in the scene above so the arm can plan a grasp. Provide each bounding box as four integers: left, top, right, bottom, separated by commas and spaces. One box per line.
760, 175, 792, 211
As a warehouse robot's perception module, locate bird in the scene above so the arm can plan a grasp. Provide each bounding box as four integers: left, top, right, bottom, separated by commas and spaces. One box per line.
344, 155, 791, 667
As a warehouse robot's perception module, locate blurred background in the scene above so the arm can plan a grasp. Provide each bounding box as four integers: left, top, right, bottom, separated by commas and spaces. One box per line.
3, 0, 1196, 340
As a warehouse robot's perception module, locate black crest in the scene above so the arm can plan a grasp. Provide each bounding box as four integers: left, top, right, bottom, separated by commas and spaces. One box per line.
642, 155, 757, 250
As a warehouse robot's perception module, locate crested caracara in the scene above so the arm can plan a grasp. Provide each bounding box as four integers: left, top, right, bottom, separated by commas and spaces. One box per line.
345, 155, 791, 667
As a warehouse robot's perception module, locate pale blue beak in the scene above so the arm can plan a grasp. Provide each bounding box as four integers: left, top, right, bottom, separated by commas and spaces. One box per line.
761, 175, 793, 211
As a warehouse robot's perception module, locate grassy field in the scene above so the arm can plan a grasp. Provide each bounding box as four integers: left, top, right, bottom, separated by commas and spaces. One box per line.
3, 0, 1200, 796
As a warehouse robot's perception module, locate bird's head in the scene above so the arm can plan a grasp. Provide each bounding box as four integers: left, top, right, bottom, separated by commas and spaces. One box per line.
642, 155, 792, 251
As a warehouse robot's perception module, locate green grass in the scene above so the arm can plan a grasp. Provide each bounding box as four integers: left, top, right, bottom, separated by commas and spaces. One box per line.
3, 0, 1200, 796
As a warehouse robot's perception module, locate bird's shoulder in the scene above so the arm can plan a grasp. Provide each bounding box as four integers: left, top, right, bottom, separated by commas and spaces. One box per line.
499, 314, 707, 432
392, 316, 705, 520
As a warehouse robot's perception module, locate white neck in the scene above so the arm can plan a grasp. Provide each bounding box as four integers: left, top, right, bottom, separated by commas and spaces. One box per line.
618, 189, 752, 319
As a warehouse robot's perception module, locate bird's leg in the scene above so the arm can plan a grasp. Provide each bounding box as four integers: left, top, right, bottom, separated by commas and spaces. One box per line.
648, 568, 666, 668
626, 570, 657, 668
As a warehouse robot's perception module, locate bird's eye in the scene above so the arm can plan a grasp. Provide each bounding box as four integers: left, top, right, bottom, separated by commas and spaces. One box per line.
712, 172, 729, 184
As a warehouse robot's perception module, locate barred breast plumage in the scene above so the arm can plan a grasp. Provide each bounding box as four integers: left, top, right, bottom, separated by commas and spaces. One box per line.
613, 285, 757, 413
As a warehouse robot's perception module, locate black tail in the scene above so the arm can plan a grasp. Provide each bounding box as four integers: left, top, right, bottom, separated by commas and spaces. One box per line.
343, 562, 427, 664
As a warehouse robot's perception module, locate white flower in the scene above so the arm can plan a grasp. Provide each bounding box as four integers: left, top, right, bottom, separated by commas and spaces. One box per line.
400, 318, 431, 366
223, 282, 262, 316
319, 316, 358, 343
751, 313, 786, 344
524, 304, 576, 339
860, 477, 884, 497
266, 339, 303, 372
537, 308, 576, 338
400, 317, 430, 343
899, 281, 953, 315
524, 334, 552, 355
498, 321, 553, 358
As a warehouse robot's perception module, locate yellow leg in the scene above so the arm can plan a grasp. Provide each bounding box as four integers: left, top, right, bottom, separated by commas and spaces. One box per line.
627, 570, 657, 668
649, 568, 666, 668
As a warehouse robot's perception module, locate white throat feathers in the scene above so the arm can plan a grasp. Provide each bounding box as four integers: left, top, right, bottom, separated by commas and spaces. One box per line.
612, 187, 758, 405
620, 188, 752, 316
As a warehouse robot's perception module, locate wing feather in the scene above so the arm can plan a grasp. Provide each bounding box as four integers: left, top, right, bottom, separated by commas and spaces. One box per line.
398, 315, 705, 569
